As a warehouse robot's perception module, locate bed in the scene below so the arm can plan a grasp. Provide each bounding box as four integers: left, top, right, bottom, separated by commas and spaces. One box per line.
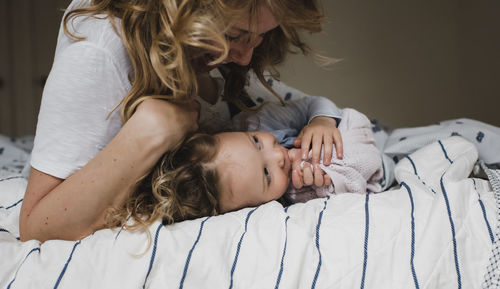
1, 119, 500, 289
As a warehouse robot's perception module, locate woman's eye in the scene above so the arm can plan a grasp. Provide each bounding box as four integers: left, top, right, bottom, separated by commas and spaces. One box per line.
264, 168, 271, 184
225, 33, 242, 43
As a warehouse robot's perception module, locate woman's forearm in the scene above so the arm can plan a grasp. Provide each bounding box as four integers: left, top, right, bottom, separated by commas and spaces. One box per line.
19, 120, 170, 242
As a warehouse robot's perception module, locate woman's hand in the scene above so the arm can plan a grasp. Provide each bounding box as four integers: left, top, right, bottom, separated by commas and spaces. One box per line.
293, 116, 343, 166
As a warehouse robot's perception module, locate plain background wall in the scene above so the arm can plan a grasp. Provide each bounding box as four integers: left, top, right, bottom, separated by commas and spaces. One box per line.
1, 0, 499, 137
277, 0, 500, 128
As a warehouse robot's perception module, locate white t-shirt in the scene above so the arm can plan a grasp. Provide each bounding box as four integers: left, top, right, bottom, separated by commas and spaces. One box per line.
31, 0, 133, 179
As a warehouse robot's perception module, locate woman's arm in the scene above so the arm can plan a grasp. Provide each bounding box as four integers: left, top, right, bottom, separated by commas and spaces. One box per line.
19, 99, 199, 242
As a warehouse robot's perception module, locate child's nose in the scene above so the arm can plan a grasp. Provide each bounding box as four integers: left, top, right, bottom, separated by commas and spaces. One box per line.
272, 146, 285, 169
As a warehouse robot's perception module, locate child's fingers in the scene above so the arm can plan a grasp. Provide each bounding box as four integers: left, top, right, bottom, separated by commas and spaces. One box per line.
302, 163, 314, 186
333, 130, 344, 159
313, 164, 324, 187
311, 134, 322, 164
291, 169, 303, 189
323, 174, 332, 186
291, 156, 303, 172
322, 135, 333, 166
294, 130, 303, 148
301, 132, 312, 160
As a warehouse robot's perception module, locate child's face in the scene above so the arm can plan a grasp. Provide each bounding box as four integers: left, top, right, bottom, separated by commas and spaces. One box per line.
214, 132, 292, 212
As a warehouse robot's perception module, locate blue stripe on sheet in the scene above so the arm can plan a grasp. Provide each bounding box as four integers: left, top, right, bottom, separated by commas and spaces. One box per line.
0, 175, 24, 182
54, 240, 81, 289
311, 196, 330, 289
229, 207, 258, 289
407, 155, 418, 176
274, 215, 290, 289
473, 179, 494, 243
402, 182, 420, 289
0, 198, 23, 210
360, 193, 370, 289
143, 223, 163, 289
440, 176, 462, 288
179, 216, 211, 289
0, 228, 9, 233
438, 141, 462, 288
406, 156, 437, 195
7, 247, 40, 289
438, 140, 453, 164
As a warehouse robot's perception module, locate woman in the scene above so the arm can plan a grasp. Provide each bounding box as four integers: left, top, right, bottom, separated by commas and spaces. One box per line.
19, 0, 328, 242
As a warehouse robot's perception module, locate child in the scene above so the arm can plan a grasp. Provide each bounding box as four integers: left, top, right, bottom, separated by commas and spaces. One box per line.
113, 97, 382, 227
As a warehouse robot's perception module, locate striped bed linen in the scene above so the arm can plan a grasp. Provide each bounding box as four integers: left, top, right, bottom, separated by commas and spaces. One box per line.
0, 136, 498, 288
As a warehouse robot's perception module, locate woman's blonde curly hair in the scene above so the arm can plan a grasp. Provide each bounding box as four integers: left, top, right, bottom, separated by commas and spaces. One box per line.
63, 0, 326, 122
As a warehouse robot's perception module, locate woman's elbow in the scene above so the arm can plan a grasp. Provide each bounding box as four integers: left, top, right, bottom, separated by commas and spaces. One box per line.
18, 211, 40, 242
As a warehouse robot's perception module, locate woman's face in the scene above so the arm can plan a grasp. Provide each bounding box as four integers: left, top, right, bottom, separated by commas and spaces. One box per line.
191, 4, 279, 72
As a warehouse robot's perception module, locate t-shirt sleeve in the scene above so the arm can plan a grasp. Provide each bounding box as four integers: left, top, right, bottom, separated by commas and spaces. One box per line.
300, 96, 342, 124
30, 42, 126, 179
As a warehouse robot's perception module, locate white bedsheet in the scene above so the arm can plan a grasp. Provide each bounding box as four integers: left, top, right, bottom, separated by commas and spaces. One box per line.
0, 136, 496, 288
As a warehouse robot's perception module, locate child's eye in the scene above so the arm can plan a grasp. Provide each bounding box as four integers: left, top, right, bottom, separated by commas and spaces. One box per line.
252, 135, 261, 149
264, 168, 271, 184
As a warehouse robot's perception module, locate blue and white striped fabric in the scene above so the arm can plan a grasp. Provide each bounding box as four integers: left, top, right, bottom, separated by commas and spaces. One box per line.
482, 164, 500, 288
0, 136, 497, 288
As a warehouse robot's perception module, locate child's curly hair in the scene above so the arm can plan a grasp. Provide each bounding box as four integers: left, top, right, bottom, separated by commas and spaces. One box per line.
106, 133, 222, 229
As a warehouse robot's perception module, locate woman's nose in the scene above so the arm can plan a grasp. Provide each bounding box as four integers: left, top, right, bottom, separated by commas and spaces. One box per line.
230, 46, 254, 66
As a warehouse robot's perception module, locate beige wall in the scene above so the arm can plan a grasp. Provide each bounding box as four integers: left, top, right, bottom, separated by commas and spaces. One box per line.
0, 0, 69, 137
278, 0, 500, 128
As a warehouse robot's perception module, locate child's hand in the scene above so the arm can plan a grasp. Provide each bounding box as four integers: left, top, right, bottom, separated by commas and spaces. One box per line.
293, 116, 343, 166
289, 149, 332, 189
